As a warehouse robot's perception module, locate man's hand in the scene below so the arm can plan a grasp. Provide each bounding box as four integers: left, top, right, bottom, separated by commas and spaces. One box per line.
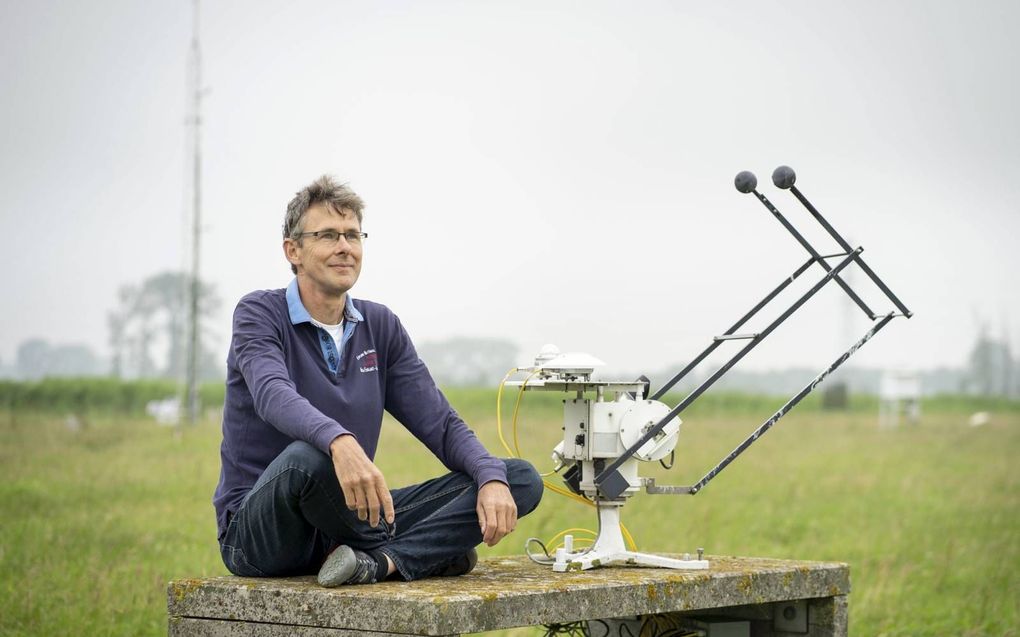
329, 434, 394, 527
476, 481, 517, 547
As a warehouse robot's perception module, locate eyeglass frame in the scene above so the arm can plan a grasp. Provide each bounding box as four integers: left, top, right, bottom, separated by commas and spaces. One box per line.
296, 230, 369, 245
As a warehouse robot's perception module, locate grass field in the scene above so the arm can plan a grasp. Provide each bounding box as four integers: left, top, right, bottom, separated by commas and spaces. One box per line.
0, 389, 1017, 636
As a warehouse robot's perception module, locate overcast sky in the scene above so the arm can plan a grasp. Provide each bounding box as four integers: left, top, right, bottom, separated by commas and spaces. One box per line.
1, 0, 1018, 377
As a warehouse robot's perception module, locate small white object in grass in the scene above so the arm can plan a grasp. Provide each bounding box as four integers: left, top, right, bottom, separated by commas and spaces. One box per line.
968, 411, 990, 427
146, 397, 181, 426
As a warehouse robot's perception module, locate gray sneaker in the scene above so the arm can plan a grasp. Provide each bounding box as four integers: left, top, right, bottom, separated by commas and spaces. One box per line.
317, 546, 379, 587
435, 548, 478, 577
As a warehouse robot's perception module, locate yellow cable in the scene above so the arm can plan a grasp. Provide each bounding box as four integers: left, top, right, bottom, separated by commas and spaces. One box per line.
550, 539, 594, 551
542, 480, 592, 506
539, 480, 637, 550
495, 368, 518, 458
545, 527, 596, 554
547, 527, 597, 545
510, 368, 562, 476
496, 366, 638, 552
621, 523, 636, 551
511, 369, 540, 458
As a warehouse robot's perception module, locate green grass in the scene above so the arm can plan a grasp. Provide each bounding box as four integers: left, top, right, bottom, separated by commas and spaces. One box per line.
1, 391, 1017, 636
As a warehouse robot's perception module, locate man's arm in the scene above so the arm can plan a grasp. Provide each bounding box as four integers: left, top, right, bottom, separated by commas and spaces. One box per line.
476, 481, 517, 547
380, 313, 517, 545
329, 434, 394, 527
381, 316, 507, 483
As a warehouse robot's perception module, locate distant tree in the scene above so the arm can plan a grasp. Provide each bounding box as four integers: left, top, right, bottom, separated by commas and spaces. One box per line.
966, 326, 1014, 396
107, 311, 126, 378
15, 339, 52, 379
417, 337, 519, 387
107, 271, 221, 379
14, 339, 104, 379
46, 344, 104, 377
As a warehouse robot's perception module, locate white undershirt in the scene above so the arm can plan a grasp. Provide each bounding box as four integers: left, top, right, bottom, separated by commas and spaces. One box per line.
310, 317, 344, 352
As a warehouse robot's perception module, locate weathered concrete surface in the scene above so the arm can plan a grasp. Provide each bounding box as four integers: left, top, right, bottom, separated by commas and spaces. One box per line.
169, 617, 457, 636
168, 555, 849, 636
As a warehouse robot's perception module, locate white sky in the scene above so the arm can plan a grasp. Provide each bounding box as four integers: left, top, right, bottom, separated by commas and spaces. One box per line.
1, 0, 1018, 376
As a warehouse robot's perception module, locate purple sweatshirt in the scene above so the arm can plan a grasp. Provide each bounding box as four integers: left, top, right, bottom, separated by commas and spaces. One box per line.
213, 280, 507, 539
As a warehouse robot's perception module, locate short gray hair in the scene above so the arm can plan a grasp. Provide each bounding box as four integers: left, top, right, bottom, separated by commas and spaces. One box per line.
283, 175, 365, 273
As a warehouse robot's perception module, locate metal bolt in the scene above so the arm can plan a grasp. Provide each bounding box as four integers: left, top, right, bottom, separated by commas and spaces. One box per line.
697, 548, 704, 561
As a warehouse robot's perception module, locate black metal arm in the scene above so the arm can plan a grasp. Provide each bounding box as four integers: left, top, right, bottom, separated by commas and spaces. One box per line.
594, 167, 911, 499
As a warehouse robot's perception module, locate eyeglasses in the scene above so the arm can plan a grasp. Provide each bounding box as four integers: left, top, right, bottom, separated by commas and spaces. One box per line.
297, 230, 368, 245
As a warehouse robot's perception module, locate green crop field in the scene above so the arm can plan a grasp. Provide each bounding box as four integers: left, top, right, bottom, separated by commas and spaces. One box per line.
0, 386, 1017, 636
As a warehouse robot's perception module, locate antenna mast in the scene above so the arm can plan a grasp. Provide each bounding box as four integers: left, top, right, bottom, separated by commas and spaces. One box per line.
184, 0, 203, 426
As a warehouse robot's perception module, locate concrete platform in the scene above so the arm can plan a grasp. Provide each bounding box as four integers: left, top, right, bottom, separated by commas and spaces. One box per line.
168, 555, 849, 636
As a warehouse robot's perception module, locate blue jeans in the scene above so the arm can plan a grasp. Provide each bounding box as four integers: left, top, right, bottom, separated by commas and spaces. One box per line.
219, 441, 543, 581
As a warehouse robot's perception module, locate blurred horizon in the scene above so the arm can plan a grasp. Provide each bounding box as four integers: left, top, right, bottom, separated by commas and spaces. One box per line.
3, 326, 1016, 401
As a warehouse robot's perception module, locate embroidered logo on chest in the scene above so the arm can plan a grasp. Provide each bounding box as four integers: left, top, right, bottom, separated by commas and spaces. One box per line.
356, 349, 378, 373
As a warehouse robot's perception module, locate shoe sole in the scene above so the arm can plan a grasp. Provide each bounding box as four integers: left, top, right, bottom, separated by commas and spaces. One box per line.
318, 545, 357, 587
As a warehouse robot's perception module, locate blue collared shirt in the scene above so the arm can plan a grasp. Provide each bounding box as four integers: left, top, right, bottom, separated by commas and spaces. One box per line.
286, 278, 364, 375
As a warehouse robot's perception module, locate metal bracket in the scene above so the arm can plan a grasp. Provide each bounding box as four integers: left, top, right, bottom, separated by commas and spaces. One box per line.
643, 478, 694, 495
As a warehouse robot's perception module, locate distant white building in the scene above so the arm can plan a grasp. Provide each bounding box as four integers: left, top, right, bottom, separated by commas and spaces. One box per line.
879, 370, 921, 428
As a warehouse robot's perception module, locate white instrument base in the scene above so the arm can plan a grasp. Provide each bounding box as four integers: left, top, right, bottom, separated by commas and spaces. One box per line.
550, 504, 709, 572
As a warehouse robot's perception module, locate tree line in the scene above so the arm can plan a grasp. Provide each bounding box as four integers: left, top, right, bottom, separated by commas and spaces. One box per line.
2, 273, 1018, 400
3, 271, 221, 381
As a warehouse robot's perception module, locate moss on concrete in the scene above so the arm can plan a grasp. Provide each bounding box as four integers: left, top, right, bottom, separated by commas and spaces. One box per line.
167, 555, 849, 636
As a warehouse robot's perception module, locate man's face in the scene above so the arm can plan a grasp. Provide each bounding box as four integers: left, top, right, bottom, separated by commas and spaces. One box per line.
284, 203, 363, 298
